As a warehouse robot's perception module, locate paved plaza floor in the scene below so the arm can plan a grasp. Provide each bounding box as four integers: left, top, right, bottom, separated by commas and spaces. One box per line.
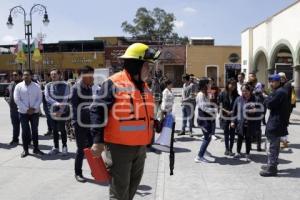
0, 97, 299, 200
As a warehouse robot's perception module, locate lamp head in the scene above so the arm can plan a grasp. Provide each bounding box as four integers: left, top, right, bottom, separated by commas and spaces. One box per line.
6, 15, 13, 29
43, 12, 49, 26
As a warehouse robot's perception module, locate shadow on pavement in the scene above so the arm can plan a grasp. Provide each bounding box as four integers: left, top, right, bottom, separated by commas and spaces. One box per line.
26, 153, 45, 159
40, 152, 76, 161
38, 144, 54, 151
138, 185, 152, 191
289, 122, 300, 125
150, 145, 191, 153
38, 135, 52, 140
278, 168, 300, 178
280, 148, 293, 154
174, 146, 191, 153
212, 156, 249, 165
288, 144, 300, 149
250, 153, 292, 165
0, 142, 15, 149
215, 131, 224, 136
175, 137, 200, 142
85, 178, 110, 186
136, 185, 152, 197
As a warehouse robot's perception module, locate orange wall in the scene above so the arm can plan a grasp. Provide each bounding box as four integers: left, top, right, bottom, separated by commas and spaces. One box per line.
186, 45, 241, 87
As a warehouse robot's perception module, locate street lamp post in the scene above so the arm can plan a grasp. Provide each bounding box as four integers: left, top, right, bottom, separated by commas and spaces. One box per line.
6, 4, 49, 71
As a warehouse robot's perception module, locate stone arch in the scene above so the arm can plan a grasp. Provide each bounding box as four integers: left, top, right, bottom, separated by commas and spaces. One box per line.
253, 48, 268, 85
269, 39, 295, 68
295, 40, 300, 65
269, 39, 295, 80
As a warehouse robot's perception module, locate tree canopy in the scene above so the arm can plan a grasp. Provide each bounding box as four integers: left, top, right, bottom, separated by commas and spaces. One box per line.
121, 7, 188, 44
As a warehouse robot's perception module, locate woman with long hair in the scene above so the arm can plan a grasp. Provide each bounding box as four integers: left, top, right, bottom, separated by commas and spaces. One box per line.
218, 79, 239, 156
195, 78, 217, 163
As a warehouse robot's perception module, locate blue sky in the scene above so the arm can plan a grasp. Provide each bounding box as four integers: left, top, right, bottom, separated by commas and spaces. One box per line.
0, 0, 296, 45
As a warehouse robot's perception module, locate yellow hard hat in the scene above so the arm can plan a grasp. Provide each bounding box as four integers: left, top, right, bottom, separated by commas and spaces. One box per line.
119, 43, 161, 63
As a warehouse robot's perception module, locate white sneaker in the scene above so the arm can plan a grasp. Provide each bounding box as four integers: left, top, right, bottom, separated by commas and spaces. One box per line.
62, 146, 68, 156
48, 147, 59, 155
212, 135, 218, 140
194, 156, 211, 163
194, 156, 202, 163
234, 153, 242, 159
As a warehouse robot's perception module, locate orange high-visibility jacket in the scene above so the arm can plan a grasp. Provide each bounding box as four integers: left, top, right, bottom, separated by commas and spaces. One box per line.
104, 70, 155, 146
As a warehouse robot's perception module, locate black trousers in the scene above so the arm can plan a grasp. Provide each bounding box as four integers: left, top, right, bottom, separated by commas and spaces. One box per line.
255, 129, 262, 149
51, 120, 67, 149
43, 102, 52, 132
19, 113, 39, 152
191, 101, 196, 127
237, 127, 252, 155
223, 121, 235, 152
10, 110, 20, 141
74, 124, 93, 176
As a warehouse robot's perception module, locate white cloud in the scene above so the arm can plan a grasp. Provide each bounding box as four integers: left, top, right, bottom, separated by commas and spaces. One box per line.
1, 35, 16, 44
183, 7, 197, 14
174, 20, 185, 29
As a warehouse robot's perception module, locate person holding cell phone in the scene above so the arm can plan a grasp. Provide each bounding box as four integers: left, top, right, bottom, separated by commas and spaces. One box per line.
231, 83, 262, 162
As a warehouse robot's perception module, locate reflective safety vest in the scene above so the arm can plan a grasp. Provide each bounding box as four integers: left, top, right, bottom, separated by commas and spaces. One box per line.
104, 70, 155, 146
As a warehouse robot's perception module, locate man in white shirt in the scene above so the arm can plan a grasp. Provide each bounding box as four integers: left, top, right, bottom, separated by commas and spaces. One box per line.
14, 69, 44, 158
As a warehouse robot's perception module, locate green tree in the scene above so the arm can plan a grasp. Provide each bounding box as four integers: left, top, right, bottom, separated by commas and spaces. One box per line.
122, 7, 188, 44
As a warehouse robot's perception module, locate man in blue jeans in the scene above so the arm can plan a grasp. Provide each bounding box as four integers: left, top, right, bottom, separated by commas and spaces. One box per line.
14, 69, 44, 158
179, 74, 194, 136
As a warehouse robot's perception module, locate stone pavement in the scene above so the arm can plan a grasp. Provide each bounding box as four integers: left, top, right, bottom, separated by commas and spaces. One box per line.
0, 98, 159, 200
0, 97, 300, 200
158, 98, 300, 200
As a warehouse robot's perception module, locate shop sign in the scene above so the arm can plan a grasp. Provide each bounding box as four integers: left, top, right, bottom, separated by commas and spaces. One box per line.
225, 63, 241, 69
72, 57, 92, 64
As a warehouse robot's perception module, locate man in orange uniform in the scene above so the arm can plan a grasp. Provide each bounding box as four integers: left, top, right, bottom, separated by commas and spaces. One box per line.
90, 43, 161, 200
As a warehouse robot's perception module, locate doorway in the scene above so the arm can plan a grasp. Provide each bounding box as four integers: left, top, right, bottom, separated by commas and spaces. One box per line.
206, 65, 219, 86
164, 65, 185, 87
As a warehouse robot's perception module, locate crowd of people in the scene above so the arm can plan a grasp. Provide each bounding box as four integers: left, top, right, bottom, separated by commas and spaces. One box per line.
1, 42, 298, 199
3, 43, 163, 200
5, 66, 103, 182
157, 71, 296, 177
